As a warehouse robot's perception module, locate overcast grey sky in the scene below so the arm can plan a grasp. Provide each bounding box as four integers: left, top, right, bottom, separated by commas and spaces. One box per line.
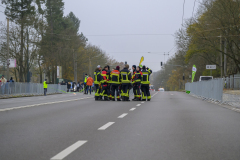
0, 0, 199, 72
64, 0, 199, 71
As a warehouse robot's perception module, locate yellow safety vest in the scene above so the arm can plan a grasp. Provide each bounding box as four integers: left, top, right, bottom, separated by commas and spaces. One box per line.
43, 81, 48, 88
94, 71, 101, 84
141, 69, 151, 84
111, 72, 120, 84
120, 71, 131, 83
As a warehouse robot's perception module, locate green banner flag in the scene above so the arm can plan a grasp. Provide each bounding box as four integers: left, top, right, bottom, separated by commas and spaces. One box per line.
192, 65, 197, 82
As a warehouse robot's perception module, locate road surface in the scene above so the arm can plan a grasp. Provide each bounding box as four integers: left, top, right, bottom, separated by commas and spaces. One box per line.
0, 91, 240, 160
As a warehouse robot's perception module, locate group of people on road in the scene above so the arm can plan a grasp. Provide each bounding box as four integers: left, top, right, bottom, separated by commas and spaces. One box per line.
83, 74, 94, 95
93, 64, 152, 101
0, 75, 15, 94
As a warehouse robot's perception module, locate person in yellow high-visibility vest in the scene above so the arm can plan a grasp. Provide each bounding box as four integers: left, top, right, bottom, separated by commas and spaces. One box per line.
84, 74, 88, 94
43, 79, 48, 96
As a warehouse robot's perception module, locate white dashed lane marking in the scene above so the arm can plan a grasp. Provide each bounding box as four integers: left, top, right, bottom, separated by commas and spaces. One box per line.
130, 108, 136, 111
50, 141, 87, 160
118, 113, 128, 118
141, 102, 145, 104
136, 104, 141, 106
98, 122, 115, 130
0, 97, 93, 112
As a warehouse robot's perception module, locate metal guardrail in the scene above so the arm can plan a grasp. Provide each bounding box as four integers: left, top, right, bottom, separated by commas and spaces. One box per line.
0, 82, 67, 97
224, 74, 240, 90
185, 78, 224, 101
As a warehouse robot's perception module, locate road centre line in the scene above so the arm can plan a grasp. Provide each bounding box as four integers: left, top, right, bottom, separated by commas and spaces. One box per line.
118, 113, 128, 118
136, 104, 141, 106
98, 122, 115, 130
50, 141, 87, 160
0, 97, 93, 112
130, 108, 136, 111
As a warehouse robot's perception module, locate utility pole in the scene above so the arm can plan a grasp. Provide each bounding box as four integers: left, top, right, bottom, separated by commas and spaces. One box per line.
179, 79, 180, 90
27, 28, 30, 82
7, 18, 9, 80
163, 53, 169, 64
73, 49, 77, 82
224, 40, 227, 77
89, 57, 91, 77
220, 35, 222, 78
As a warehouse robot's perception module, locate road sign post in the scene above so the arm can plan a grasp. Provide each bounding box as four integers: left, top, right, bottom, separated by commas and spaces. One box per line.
206, 65, 216, 76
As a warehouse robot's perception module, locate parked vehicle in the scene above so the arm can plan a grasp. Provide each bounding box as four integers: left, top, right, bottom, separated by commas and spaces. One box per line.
158, 88, 164, 92
199, 76, 213, 81
149, 85, 155, 91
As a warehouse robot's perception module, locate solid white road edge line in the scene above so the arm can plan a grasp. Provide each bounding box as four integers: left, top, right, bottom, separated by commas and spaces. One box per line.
0, 97, 93, 112
118, 113, 128, 118
136, 104, 141, 106
98, 122, 115, 130
130, 108, 136, 111
50, 141, 87, 160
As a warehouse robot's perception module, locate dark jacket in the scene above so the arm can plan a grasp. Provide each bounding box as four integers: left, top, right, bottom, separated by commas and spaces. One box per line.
94, 68, 102, 84
111, 69, 121, 85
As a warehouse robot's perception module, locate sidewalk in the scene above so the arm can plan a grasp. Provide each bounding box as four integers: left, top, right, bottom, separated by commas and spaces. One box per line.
223, 90, 240, 108
223, 90, 240, 95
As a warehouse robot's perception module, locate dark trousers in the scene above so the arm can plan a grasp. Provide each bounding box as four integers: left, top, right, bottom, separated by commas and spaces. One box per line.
95, 84, 100, 100
133, 83, 138, 99
84, 84, 87, 93
107, 84, 111, 99
111, 84, 120, 100
135, 82, 141, 100
87, 86, 92, 94
141, 84, 150, 100
44, 88, 47, 96
100, 84, 108, 100
122, 84, 129, 100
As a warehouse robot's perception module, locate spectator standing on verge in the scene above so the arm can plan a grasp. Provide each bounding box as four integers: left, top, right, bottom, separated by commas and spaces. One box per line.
84, 74, 88, 94
43, 79, 48, 96
1, 75, 7, 94
86, 75, 94, 95
77, 82, 80, 92
9, 77, 14, 94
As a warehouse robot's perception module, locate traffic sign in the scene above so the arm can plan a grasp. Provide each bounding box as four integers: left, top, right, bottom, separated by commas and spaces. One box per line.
206, 65, 216, 69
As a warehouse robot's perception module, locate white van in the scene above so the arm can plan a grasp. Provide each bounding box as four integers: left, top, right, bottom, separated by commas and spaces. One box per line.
199, 76, 213, 81
158, 88, 165, 92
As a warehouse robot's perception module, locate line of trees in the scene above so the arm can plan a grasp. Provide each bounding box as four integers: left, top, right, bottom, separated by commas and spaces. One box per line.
153, 0, 240, 91
0, 0, 123, 83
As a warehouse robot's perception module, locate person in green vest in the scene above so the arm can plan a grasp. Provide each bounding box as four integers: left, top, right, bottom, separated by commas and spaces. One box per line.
84, 74, 88, 94
43, 79, 48, 96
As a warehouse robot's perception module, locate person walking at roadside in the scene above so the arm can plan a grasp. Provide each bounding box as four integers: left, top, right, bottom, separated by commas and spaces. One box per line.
43, 79, 48, 96
0, 75, 7, 94
84, 74, 88, 94
9, 77, 14, 94
86, 75, 94, 95
77, 82, 80, 92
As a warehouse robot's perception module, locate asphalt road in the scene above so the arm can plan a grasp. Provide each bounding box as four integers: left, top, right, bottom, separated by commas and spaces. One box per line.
0, 91, 240, 160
